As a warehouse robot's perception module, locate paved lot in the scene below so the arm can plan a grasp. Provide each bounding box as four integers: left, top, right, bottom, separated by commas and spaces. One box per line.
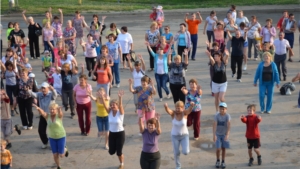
1, 5, 300, 169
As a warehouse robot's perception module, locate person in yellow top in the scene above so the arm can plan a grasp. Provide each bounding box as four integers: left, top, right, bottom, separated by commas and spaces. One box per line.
87, 87, 110, 149
42, 7, 53, 27
32, 103, 69, 169
1, 140, 12, 169
105, 23, 121, 39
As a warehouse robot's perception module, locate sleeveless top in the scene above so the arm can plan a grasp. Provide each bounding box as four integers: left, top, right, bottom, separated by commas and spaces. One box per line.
212, 61, 227, 84
96, 100, 109, 117
171, 113, 188, 136
132, 69, 144, 88
47, 114, 66, 139
109, 110, 124, 132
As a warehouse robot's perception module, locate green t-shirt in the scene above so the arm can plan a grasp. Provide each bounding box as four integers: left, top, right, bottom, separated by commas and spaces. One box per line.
42, 56, 52, 67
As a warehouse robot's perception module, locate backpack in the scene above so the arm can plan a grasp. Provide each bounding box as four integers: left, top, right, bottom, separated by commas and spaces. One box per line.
280, 82, 296, 95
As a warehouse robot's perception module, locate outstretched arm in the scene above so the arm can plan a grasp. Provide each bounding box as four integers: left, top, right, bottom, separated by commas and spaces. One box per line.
164, 103, 174, 116
118, 90, 125, 115
183, 102, 195, 115
22, 10, 29, 25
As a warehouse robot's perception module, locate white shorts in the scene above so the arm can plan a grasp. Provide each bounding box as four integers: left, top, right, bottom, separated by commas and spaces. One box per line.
212, 82, 227, 93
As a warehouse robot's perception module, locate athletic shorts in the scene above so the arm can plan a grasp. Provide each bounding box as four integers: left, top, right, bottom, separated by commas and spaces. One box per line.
212, 82, 227, 94
215, 135, 230, 149
247, 138, 260, 149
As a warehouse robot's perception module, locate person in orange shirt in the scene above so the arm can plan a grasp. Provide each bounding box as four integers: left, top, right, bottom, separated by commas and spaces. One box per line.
1, 140, 12, 169
185, 12, 202, 60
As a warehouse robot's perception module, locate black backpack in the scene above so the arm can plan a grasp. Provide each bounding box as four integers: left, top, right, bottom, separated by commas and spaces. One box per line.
280, 82, 296, 95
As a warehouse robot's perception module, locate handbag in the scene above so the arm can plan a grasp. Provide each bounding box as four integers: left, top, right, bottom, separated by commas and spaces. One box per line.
129, 50, 136, 62
35, 30, 42, 36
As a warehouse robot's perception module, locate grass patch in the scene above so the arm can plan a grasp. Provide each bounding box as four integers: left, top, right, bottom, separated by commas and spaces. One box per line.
1, 0, 298, 14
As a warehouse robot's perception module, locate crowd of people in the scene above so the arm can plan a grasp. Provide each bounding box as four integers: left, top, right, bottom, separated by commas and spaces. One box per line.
0, 4, 300, 169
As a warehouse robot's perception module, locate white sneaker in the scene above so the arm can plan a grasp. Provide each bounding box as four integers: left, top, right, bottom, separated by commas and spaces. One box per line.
243, 64, 247, 70
237, 79, 242, 82
159, 98, 163, 102
28, 126, 33, 130
260, 111, 264, 114
266, 111, 271, 114
105, 145, 109, 150
255, 58, 258, 61
23, 126, 28, 130
232, 74, 235, 78
42, 144, 48, 149
166, 94, 171, 99
31, 57, 34, 60
116, 84, 120, 88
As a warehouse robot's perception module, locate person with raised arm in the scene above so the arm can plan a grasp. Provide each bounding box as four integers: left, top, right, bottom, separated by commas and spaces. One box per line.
164, 101, 195, 169
126, 54, 145, 112
51, 9, 63, 46
32, 103, 69, 169
185, 12, 202, 60
205, 48, 229, 113
100, 90, 126, 169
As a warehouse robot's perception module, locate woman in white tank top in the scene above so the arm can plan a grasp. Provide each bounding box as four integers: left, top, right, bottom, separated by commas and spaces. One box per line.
164, 100, 195, 169
100, 90, 126, 169
127, 54, 145, 111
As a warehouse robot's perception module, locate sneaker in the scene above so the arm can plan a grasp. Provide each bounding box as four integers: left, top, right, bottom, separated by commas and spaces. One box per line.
11, 110, 15, 116
159, 98, 163, 102
23, 126, 28, 130
232, 74, 235, 78
288, 58, 293, 62
118, 164, 124, 169
194, 137, 199, 140
42, 144, 48, 149
283, 77, 286, 81
215, 160, 220, 168
248, 158, 254, 166
6, 143, 12, 149
166, 94, 171, 99
221, 162, 226, 168
237, 79, 242, 82
65, 106, 69, 111
28, 126, 33, 130
15, 125, 21, 135
71, 112, 75, 119
257, 156, 262, 165
31, 57, 34, 60
14, 109, 19, 115
260, 111, 264, 114
105, 145, 109, 150
266, 111, 271, 114
88, 72, 91, 77
65, 146, 69, 157
57, 167, 61, 169
255, 58, 258, 61
116, 84, 120, 88
243, 64, 247, 70
192, 58, 196, 61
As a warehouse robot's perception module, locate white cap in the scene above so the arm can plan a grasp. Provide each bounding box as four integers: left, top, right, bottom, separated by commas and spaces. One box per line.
29, 73, 35, 78
156, 5, 163, 10
40, 82, 49, 88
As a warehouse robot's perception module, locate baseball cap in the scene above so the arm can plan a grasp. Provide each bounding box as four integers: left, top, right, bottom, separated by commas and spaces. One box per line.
40, 82, 49, 88
219, 102, 227, 108
28, 73, 35, 78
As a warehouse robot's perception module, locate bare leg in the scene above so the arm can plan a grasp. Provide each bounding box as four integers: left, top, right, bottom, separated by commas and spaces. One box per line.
216, 148, 221, 160
254, 148, 261, 156
243, 47, 248, 65
214, 93, 220, 112
118, 154, 124, 163
219, 92, 226, 102
53, 153, 60, 167
105, 132, 109, 147
248, 149, 253, 158
221, 148, 226, 160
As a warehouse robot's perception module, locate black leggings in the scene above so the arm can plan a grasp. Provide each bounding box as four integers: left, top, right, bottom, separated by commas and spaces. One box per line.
140, 151, 161, 169
38, 115, 48, 145
109, 130, 125, 156
18, 97, 33, 127
62, 90, 75, 115
147, 47, 156, 69
177, 45, 186, 59
122, 53, 129, 62
170, 83, 186, 104
28, 35, 40, 58
85, 57, 96, 71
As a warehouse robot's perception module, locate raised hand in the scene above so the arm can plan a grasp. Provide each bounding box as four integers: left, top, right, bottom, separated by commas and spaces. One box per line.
48, 7, 52, 12
102, 16, 107, 20
197, 85, 201, 90
205, 50, 211, 57
183, 48, 188, 55
155, 113, 160, 120
186, 13, 189, 16
137, 54, 143, 60
58, 8, 62, 13
144, 41, 150, 46
118, 90, 125, 97
190, 102, 195, 107
128, 78, 133, 84
164, 103, 168, 108
22, 10, 26, 14
240, 115, 245, 119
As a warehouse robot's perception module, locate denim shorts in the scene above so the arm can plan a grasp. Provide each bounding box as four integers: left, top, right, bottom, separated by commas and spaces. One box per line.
96, 116, 109, 132
244, 41, 248, 47
215, 135, 230, 149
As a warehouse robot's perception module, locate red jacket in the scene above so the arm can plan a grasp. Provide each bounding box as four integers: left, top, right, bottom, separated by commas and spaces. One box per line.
241, 114, 261, 139
276, 17, 285, 33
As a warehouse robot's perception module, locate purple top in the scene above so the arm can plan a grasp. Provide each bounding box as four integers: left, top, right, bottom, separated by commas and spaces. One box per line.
142, 129, 159, 153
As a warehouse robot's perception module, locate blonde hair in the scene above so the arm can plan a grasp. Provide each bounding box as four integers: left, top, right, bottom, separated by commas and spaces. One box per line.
49, 103, 59, 110
174, 55, 181, 61
1, 139, 7, 146
150, 22, 158, 29
175, 101, 184, 108
62, 63, 70, 70
110, 99, 119, 106
262, 52, 273, 62
27, 16, 33, 21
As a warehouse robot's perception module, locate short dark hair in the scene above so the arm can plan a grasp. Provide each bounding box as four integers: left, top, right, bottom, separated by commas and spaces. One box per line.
189, 78, 198, 85
282, 10, 288, 14
146, 118, 157, 127
92, 14, 98, 19
179, 23, 186, 27
121, 26, 127, 32
289, 13, 294, 17
75, 10, 80, 14
247, 104, 256, 111
8, 22, 13, 28
108, 33, 116, 40
53, 16, 59, 20
5, 60, 14, 69
239, 22, 246, 27
79, 74, 87, 80
212, 42, 219, 47
251, 15, 257, 19
210, 10, 216, 16
6, 48, 13, 52
231, 5, 236, 10
110, 23, 116, 29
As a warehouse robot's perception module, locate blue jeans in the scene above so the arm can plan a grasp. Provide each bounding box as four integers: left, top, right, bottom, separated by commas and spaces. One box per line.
171, 134, 190, 169
96, 116, 109, 132
259, 81, 275, 112
111, 63, 120, 85
96, 45, 101, 56
97, 83, 110, 96
155, 73, 170, 98
1, 164, 10, 169
189, 34, 198, 59
44, 40, 54, 61
248, 38, 258, 58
